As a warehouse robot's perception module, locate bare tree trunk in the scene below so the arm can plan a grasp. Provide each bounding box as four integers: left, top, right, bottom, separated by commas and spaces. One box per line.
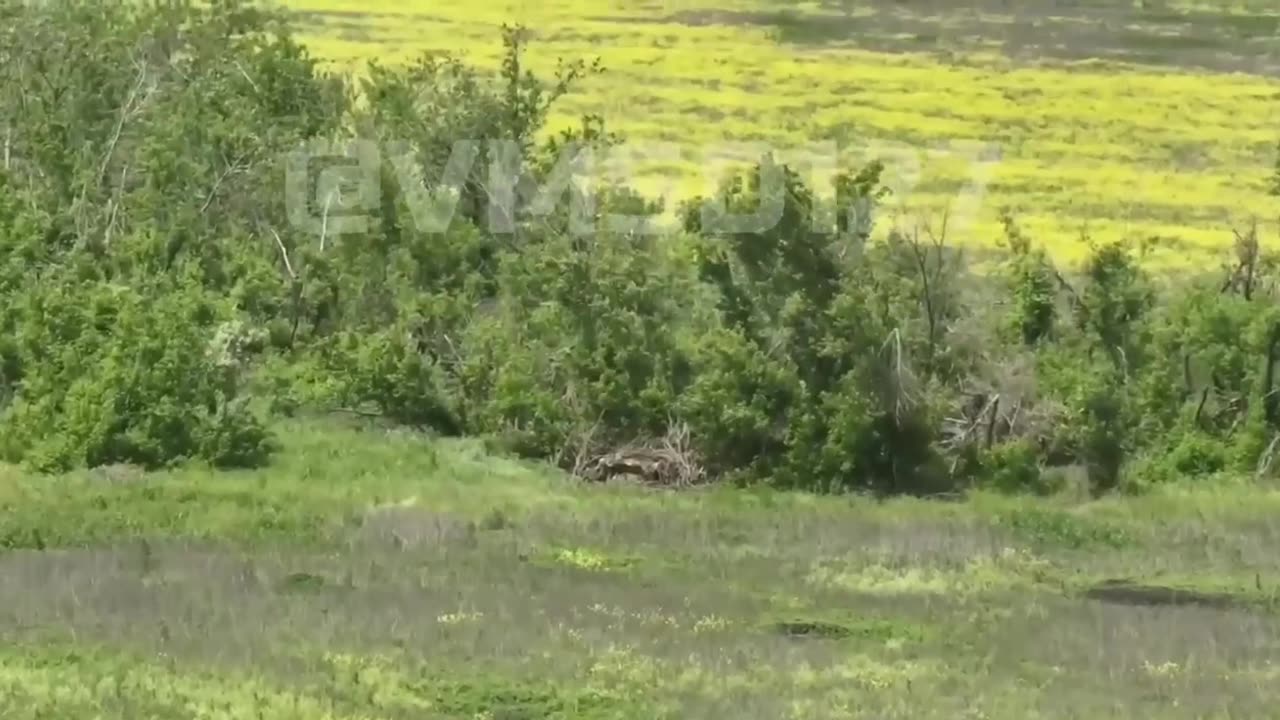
1264, 322, 1280, 426
1193, 387, 1210, 428
984, 395, 1000, 449
1182, 352, 1193, 402
908, 221, 948, 376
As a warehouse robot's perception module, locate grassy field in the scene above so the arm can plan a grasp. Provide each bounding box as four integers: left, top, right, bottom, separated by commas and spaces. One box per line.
4, 417, 1280, 717
278, 0, 1280, 267
10, 4, 1280, 717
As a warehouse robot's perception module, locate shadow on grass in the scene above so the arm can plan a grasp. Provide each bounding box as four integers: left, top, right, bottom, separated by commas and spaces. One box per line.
1084, 577, 1277, 612
605, 1, 1280, 75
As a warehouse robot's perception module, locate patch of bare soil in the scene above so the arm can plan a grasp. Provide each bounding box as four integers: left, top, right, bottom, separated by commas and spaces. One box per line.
772, 619, 853, 639
1084, 578, 1269, 611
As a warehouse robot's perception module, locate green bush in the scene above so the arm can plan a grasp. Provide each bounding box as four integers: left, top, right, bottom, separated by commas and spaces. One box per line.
1000, 213, 1058, 346
1129, 429, 1231, 488
315, 326, 463, 434
676, 328, 798, 478
998, 507, 1133, 550
0, 280, 274, 471
982, 440, 1054, 495
1167, 432, 1230, 477
455, 233, 700, 463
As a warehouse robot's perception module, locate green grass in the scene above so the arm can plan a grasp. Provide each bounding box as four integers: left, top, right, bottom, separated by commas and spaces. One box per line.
274, 0, 1280, 268
6, 416, 1280, 717
10, 2, 1280, 714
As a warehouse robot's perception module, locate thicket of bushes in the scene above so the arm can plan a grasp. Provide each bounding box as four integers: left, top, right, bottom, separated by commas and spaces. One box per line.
3, 0, 1279, 495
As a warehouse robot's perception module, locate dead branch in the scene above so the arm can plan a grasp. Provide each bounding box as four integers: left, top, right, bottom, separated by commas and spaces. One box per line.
232, 60, 261, 94
577, 421, 707, 489
320, 189, 335, 253
1193, 386, 1210, 427
1051, 267, 1082, 312
984, 394, 1000, 449
96, 55, 151, 190
907, 227, 937, 369
1257, 433, 1280, 478
1223, 220, 1260, 300
943, 392, 1000, 451
199, 153, 248, 216
102, 163, 129, 248
1265, 322, 1280, 426
328, 406, 384, 419
1182, 352, 1193, 401
880, 328, 913, 421
269, 228, 297, 280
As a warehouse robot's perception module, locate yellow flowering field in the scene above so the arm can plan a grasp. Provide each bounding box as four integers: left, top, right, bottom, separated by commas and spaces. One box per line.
277, 0, 1280, 267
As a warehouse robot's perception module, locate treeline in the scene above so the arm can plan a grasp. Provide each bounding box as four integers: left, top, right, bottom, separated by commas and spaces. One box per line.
1, 0, 1278, 496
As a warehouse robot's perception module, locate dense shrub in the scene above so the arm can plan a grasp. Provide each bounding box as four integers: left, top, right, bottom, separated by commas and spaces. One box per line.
2, 0, 1280, 495
0, 280, 273, 471
314, 325, 463, 434
454, 232, 705, 465
0, 0, 341, 470
981, 440, 1053, 495
676, 327, 799, 478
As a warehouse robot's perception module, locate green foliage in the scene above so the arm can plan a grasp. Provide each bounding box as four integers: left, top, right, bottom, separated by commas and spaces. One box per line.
997, 507, 1133, 550
1075, 240, 1154, 372
779, 371, 950, 496
676, 328, 798, 477
981, 440, 1054, 495
315, 326, 462, 434
676, 155, 967, 494
0, 0, 349, 470
456, 233, 700, 461
1080, 372, 1129, 494
1166, 431, 1230, 477
3, 0, 1279, 494
1000, 213, 1057, 346
0, 280, 273, 471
